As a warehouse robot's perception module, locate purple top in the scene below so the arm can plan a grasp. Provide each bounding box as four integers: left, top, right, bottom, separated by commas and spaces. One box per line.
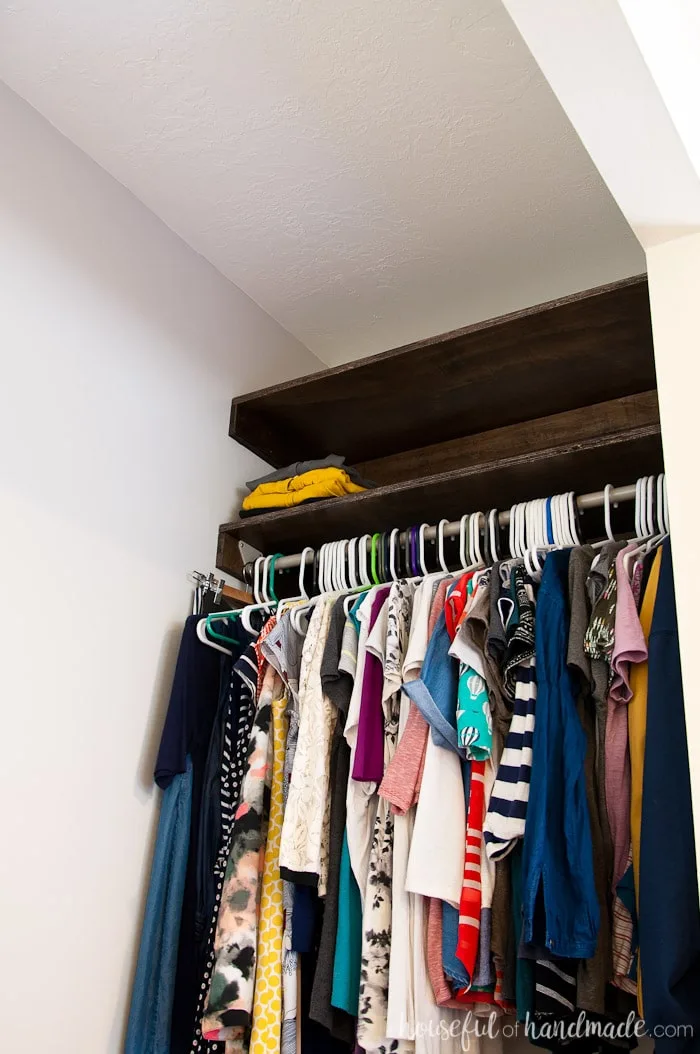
352, 587, 391, 782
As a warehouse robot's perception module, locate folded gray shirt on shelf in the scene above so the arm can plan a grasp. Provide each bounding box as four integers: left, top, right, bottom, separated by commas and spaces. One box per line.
246, 454, 375, 491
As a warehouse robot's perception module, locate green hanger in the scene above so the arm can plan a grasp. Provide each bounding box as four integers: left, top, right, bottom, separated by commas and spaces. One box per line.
204, 610, 240, 644
370, 532, 382, 585
268, 553, 283, 602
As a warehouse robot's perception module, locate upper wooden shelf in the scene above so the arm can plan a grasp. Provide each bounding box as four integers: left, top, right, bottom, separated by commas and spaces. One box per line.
230, 276, 655, 467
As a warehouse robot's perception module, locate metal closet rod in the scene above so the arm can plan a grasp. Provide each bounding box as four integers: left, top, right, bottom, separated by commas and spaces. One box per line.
263, 483, 638, 573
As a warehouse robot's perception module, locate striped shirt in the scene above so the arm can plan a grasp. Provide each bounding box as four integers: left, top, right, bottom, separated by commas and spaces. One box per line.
534, 957, 577, 1013
483, 657, 536, 860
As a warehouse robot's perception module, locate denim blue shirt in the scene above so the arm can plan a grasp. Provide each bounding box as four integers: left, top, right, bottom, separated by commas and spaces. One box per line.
402, 611, 460, 753
521, 549, 599, 959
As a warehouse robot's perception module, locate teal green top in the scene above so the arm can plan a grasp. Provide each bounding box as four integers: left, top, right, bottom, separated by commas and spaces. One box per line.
456, 663, 492, 761
331, 829, 362, 1015
456, 578, 493, 761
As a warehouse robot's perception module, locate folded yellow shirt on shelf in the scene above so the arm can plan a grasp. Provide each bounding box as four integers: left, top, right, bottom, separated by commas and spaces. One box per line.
241, 466, 366, 512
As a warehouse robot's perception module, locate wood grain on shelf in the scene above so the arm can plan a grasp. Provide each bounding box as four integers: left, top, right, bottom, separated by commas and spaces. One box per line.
222, 584, 253, 605
356, 391, 659, 485
229, 276, 655, 466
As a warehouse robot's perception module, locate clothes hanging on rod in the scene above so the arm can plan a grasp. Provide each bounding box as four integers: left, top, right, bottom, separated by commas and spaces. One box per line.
126, 478, 700, 1054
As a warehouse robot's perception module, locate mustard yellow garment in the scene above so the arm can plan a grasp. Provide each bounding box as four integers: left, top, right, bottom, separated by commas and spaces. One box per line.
250, 687, 288, 1053
627, 544, 662, 1017
242, 467, 366, 512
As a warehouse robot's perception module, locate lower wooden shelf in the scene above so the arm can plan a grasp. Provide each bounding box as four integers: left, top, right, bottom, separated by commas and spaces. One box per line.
217, 423, 663, 577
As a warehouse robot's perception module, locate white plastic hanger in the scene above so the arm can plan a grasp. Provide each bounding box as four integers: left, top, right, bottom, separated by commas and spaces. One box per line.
637, 478, 649, 539
510, 505, 519, 559
470, 511, 484, 568
325, 541, 335, 592
329, 541, 339, 591
487, 509, 500, 565
343, 539, 352, 588
657, 474, 669, 534
290, 558, 318, 633
277, 546, 314, 622
634, 477, 646, 539
530, 496, 557, 578
656, 476, 665, 535
389, 527, 400, 581
641, 476, 653, 540
518, 502, 526, 558
508, 504, 518, 559
241, 601, 265, 635
459, 514, 470, 570
549, 495, 562, 549
556, 494, 571, 546
508, 501, 518, 560
332, 540, 339, 591
516, 503, 526, 559
518, 502, 528, 558
563, 492, 576, 545
246, 552, 279, 633
291, 597, 311, 634
567, 492, 581, 546
536, 498, 548, 547
328, 541, 339, 591
342, 533, 375, 614
322, 541, 331, 592
339, 540, 350, 590
603, 483, 616, 542
288, 543, 325, 634
240, 555, 274, 631
418, 523, 430, 577
436, 519, 450, 574
347, 537, 358, 589
335, 540, 345, 591
523, 500, 538, 577
261, 555, 273, 604
331, 540, 341, 591
641, 474, 667, 552
252, 556, 265, 604
549, 495, 561, 550
196, 616, 233, 655
553, 493, 567, 547
646, 476, 656, 539
623, 475, 657, 580
358, 534, 371, 588
317, 543, 326, 594
324, 541, 335, 592
535, 494, 558, 578
322, 541, 332, 593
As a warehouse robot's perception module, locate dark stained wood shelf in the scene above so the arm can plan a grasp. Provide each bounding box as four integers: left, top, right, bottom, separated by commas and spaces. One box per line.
356, 390, 659, 485
229, 276, 655, 467
217, 422, 663, 576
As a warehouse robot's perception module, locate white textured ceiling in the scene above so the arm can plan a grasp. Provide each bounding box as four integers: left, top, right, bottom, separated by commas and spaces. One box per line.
0, 0, 643, 365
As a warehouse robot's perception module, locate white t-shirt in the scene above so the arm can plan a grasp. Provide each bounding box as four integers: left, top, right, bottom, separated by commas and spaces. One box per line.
405, 734, 466, 907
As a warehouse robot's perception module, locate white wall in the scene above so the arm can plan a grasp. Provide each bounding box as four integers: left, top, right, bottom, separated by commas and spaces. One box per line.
0, 82, 321, 1053
645, 231, 700, 875
500, 0, 700, 248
